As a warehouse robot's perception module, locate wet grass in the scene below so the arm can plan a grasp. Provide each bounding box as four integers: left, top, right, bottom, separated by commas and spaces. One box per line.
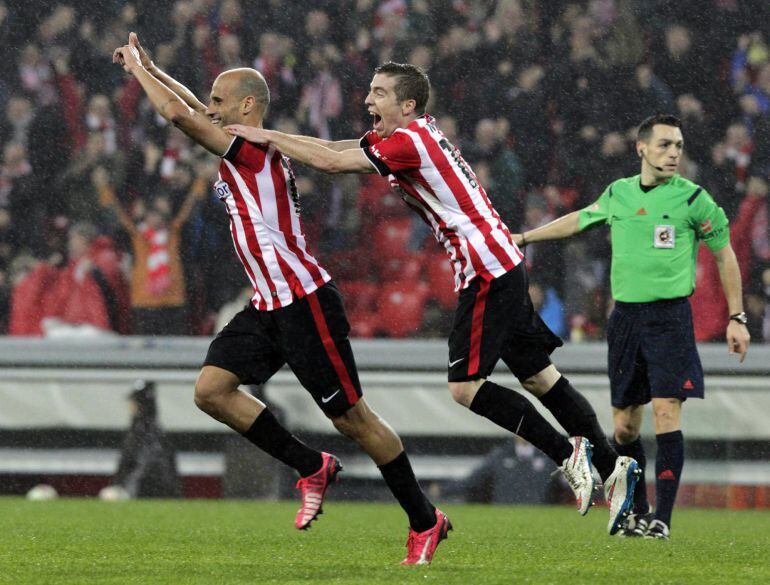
0, 498, 767, 584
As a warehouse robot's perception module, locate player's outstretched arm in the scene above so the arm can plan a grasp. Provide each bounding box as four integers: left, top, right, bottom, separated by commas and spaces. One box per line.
712, 244, 750, 362
225, 125, 374, 174
286, 136, 361, 152
113, 44, 230, 156
129, 32, 207, 114
513, 211, 581, 247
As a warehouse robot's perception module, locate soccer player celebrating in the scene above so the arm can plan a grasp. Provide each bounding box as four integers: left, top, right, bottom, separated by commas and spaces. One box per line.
113, 38, 449, 565
513, 114, 751, 539
226, 62, 640, 535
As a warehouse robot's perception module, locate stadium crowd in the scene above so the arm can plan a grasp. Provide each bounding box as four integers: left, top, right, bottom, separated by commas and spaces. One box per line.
0, 0, 768, 342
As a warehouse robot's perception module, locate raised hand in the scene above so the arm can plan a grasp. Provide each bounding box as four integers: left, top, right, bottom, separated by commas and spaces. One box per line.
225, 124, 270, 144
129, 32, 154, 71
112, 44, 142, 73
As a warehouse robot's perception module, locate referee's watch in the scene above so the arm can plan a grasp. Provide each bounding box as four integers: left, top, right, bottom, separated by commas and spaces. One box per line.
729, 312, 748, 325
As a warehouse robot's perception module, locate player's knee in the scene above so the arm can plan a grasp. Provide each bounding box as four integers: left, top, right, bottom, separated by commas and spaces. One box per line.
330, 410, 364, 440
194, 372, 234, 414
652, 398, 680, 425
448, 382, 476, 407
614, 422, 640, 444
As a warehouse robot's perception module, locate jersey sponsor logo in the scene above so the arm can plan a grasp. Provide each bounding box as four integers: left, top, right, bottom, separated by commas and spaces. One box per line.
213, 179, 232, 200
654, 225, 675, 249
371, 145, 383, 159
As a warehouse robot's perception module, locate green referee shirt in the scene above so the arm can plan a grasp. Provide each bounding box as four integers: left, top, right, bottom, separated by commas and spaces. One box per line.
577, 174, 730, 303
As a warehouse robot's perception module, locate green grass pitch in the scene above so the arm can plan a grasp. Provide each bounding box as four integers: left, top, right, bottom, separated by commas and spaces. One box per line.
1, 498, 768, 584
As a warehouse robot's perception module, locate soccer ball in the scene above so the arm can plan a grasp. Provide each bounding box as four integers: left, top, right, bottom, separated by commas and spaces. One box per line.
98, 485, 131, 501
26, 484, 59, 501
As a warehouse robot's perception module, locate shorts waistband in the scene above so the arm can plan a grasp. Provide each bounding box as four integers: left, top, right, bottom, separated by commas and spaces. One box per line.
614, 297, 689, 310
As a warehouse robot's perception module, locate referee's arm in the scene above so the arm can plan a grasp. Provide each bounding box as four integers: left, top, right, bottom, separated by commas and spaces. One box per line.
712, 244, 751, 362
513, 211, 581, 247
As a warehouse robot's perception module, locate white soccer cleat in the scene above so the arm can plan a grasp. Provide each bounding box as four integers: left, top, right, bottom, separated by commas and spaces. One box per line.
604, 456, 641, 535
560, 436, 595, 516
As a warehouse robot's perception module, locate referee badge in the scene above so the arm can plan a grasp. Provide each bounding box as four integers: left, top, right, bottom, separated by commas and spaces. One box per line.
654, 225, 675, 249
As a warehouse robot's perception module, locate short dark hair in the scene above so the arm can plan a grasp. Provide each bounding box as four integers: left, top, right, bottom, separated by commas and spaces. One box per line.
374, 62, 430, 113
637, 114, 682, 141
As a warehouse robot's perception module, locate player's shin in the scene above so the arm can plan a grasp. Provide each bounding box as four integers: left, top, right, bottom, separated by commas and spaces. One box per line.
469, 381, 572, 464
241, 408, 323, 477
538, 376, 618, 480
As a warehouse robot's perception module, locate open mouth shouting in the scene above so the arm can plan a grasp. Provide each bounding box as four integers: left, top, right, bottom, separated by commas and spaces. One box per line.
371, 112, 384, 132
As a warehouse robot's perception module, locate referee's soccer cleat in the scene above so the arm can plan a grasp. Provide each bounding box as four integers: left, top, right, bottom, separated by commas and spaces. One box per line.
559, 436, 595, 515
294, 452, 342, 530
604, 456, 641, 535
400, 508, 452, 565
644, 519, 670, 540
618, 511, 654, 538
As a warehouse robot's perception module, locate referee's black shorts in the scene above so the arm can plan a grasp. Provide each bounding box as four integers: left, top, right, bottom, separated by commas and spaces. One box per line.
607, 297, 704, 409
448, 263, 563, 383
203, 281, 362, 417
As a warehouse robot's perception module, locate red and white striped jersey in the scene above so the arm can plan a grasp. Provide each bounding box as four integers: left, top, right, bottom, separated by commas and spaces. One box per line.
216, 136, 330, 310
361, 115, 523, 291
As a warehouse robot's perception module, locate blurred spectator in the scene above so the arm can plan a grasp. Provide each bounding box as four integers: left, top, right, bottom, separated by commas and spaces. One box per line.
0, 0, 766, 341
97, 166, 205, 335
465, 118, 525, 229
99, 380, 181, 500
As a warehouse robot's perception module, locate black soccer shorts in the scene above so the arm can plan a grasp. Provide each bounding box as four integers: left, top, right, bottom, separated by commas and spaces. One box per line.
447, 263, 563, 383
607, 297, 704, 409
203, 281, 362, 417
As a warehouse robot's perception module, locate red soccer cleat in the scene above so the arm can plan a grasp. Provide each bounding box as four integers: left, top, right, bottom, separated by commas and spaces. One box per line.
400, 508, 452, 565
294, 452, 342, 530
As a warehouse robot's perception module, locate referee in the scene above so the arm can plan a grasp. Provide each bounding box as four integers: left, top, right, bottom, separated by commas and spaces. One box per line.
514, 114, 750, 539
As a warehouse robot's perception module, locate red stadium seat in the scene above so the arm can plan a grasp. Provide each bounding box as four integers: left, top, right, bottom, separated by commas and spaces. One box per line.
426, 253, 458, 310
374, 218, 413, 263
337, 281, 380, 339
376, 282, 428, 338
378, 252, 426, 283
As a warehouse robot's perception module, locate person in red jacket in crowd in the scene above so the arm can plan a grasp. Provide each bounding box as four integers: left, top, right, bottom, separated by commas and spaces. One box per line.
691, 176, 767, 341
9, 221, 129, 336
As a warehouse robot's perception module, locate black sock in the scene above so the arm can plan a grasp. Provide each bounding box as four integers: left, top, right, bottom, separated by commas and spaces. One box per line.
470, 381, 572, 464
613, 436, 649, 514
655, 430, 684, 527
378, 451, 436, 533
538, 376, 617, 481
241, 409, 323, 477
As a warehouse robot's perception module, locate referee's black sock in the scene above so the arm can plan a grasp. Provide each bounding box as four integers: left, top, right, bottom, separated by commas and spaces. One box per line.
538, 376, 617, 481
378, 451, 436, 533
655, 430, 684, 527
470, 381, 572, 464
612, 436, 650, 514
241, 409, 323, 477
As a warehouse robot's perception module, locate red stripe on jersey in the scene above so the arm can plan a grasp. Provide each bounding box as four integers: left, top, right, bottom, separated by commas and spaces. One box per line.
416, 127, 517, 271
306, 292, 360, 406
219, 162, 280, 307
269, 155, 327, 288
468, 279, 490, 376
